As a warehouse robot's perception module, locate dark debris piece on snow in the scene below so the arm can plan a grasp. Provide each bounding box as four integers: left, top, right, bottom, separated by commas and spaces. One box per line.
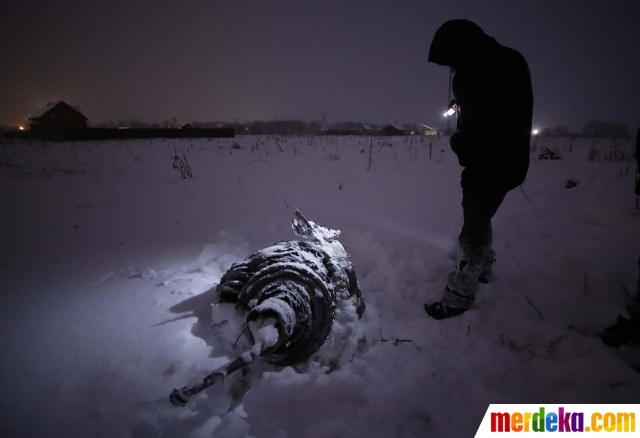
538, 147, 561, 160
599, 315, 640, 348
169, 210, 365, 406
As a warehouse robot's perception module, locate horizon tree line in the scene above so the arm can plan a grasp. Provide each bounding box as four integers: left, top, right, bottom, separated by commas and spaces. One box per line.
87, 118, 633, 137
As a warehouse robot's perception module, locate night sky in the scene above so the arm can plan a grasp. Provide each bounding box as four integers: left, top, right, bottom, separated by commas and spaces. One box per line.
1, 0, 639, 133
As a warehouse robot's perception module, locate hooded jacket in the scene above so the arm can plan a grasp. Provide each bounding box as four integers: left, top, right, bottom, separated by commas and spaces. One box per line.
636, 126, 639, 168
429, 20, 533, 193
636, 128, 640, 195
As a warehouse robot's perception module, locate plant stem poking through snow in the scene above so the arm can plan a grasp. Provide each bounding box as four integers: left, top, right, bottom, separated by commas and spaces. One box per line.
171, 149, 193, 179
377, 328, 423, 354
183, 188, 195, 200
241, 159, 273, 168
524, 295, 544, 320
520, 185, 531, 203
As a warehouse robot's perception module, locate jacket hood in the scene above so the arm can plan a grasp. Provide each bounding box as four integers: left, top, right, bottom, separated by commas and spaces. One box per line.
428, 20, 495, 68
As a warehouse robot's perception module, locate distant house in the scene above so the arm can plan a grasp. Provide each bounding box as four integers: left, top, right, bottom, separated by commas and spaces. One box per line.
420, 124, 440, 136
28, 101, 88, 131
361, 124, 372, 131
180, 123, 194, 129
381, 124, 406, 136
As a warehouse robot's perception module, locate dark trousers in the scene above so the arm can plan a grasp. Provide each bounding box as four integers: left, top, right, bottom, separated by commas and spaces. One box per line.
443, 190, 507, 308
637, 256, 640, 299
459, 190, 507, 263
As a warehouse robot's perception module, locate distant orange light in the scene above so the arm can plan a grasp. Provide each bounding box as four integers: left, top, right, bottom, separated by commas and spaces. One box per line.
19, 126, 24, 131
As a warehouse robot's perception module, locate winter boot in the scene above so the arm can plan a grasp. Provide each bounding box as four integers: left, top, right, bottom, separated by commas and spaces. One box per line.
424, 294, 469, 320
425, 259, 481, 320
445, 256, 482, 301
478, 249, 496, 284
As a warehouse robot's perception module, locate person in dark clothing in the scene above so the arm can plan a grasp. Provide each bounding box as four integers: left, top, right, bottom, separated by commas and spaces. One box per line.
637, 122, 640, 167
598, 122, 640, 348
635, 121, 640, 197
425, 20, 534, 319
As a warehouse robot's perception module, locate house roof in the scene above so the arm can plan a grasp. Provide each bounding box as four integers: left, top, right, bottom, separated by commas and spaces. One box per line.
362, 124, 372, 130
28, 101, 88, 121
384, 124, 405, 131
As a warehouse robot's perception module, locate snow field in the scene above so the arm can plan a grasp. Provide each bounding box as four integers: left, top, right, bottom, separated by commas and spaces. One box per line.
0, 134, 638, 437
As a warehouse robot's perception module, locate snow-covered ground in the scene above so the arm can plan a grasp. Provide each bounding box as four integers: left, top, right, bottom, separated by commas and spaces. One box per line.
0, 134, 638, 438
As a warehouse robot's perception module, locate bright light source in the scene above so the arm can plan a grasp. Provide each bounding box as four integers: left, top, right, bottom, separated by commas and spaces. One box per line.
19, 126, 24, 131
532, 129, 539, 135
444, 101, 458, 117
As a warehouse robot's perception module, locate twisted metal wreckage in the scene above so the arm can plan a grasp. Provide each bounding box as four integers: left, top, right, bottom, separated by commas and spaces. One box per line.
170, 210, 366, 407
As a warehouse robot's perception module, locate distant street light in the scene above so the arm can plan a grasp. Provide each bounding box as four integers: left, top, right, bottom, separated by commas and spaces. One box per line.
19, 126, 24, 131
532, 129, 539, 135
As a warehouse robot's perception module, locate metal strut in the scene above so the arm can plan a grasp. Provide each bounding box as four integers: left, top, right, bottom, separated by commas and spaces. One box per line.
169, 347, 261, 407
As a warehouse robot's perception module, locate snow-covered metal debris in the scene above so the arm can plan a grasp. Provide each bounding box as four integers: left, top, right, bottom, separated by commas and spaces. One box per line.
170, 210, 365, 406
